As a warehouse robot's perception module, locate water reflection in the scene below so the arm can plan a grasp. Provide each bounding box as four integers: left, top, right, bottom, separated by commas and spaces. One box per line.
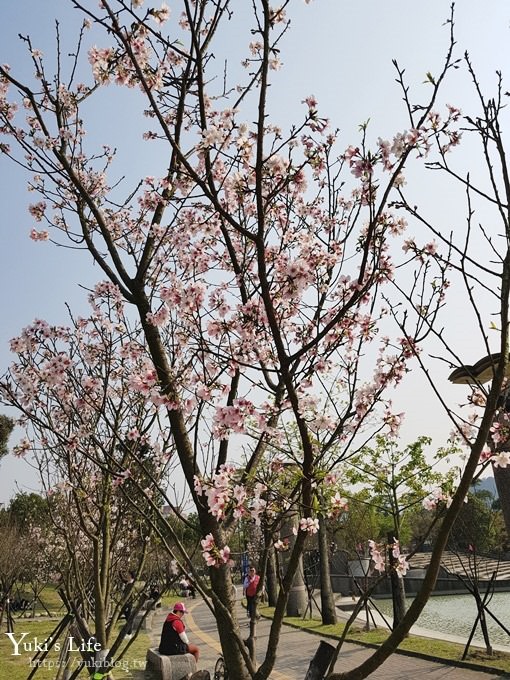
375, 592, 510, 647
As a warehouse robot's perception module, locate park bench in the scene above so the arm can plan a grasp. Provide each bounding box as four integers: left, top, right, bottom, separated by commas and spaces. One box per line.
146, 648, 197, 680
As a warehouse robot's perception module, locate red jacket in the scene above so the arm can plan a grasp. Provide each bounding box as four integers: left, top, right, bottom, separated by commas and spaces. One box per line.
245, 574, 260, 597
158, 612, 187, 655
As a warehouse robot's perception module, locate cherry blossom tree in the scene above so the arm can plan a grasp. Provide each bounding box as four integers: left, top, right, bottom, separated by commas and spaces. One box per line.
1, 2, 502, 679
0, 516, 42, 633
0, 308, 179, 673
0, 494, 55, 620
333, 58, 510, 680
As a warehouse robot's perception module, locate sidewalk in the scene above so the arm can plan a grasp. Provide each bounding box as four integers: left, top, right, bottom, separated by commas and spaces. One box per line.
148, 598, 509, 679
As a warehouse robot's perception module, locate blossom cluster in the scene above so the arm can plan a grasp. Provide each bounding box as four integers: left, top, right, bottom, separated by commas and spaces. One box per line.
450, 397, 510, 471
422, 487, 453, 510
194, 464, 267, 525
297, 517, 320, 534
369, 538, 409, 578
200, 533, 234, 568
391, 539, 410, 577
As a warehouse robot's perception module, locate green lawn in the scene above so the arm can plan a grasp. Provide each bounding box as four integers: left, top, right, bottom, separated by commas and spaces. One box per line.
0, 618, 152, 680
260, 607, 510, 674
0, 582, 183, 680
9, 585, 66, 619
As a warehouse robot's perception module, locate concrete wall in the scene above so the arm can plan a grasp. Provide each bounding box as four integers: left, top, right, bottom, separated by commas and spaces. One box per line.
331, 573, 510, 597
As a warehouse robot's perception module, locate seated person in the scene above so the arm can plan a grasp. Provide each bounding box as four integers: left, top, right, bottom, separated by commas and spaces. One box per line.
179, 576, 190, 598
147, 584, 162, 608
158, 602, 199, 662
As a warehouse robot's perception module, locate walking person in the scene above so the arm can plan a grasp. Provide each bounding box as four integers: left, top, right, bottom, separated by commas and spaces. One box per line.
244, 566, 260, 620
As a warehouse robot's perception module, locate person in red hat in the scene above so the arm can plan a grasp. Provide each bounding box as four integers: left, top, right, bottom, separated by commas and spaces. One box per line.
158, 602, 200, 661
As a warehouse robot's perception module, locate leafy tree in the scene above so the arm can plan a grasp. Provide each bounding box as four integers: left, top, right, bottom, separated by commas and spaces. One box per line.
8, 491, 49, 531
0, 414, 14, 459
342, 435, 458, 627
343, 436, 458, 543
449, 490, 506, 554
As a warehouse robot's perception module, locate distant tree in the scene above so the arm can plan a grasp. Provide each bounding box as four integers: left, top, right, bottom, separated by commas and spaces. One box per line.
0, 414, 14, 459
8, 492, 49, 531
406, 505, 442, 552
18, 522, 58, 617
161, 510, 200, 551
332, 492, 384, 554
449, 490, 506, 554
343, 435, 459, 628
0, 520, 29, 632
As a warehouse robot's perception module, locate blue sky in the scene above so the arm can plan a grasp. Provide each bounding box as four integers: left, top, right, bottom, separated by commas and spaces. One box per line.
1, 1, 509, 503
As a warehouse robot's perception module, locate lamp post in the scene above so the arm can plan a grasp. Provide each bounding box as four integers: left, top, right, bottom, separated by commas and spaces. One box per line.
449, 353, 510, 538
280, 511, 307, 616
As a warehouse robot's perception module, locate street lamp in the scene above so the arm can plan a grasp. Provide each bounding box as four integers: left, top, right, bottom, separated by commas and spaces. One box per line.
449, 352, 510, 537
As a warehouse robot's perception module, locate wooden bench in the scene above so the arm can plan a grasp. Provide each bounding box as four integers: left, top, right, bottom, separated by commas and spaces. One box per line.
146, 648, 197, 680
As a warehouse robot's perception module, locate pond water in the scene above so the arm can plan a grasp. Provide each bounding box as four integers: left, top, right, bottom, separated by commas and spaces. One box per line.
375, 592, 510, 647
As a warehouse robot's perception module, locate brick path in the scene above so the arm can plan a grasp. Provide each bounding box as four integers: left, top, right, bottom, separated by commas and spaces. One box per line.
149, 599, 509, 679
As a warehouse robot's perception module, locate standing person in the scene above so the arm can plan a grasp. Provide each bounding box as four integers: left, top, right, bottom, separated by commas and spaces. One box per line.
120, 569, 136, 618
158, 602, 200, 662
120, 570, 136, 635
244, 566, 260, 620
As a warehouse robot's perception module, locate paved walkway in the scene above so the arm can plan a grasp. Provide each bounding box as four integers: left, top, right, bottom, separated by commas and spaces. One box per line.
148, 598, 509, 679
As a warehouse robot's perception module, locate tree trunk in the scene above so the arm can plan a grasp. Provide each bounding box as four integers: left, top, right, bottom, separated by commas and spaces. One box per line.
210, 568, 252, 680
318, 514, 336, 625
304, 640, 336, 680
266, 544, 278, 607
246, 616, 257, 664
281, 513, 307, 617
492, 463, 510, 538
387, 532, 406, 630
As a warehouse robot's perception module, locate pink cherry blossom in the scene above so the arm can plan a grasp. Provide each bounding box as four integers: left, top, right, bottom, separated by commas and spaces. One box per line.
480, 446, 493, 462
368, 540, 385, 573
28, 201, 46, 221
146, 305, 170, 327
328, 492, 349, 517
200, 533, 233, 567
493, 451, 510, 468
201, 533, 215, 552
151, 3, 170, 24
299, 517, 320, 534
29, 228, 49, 241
